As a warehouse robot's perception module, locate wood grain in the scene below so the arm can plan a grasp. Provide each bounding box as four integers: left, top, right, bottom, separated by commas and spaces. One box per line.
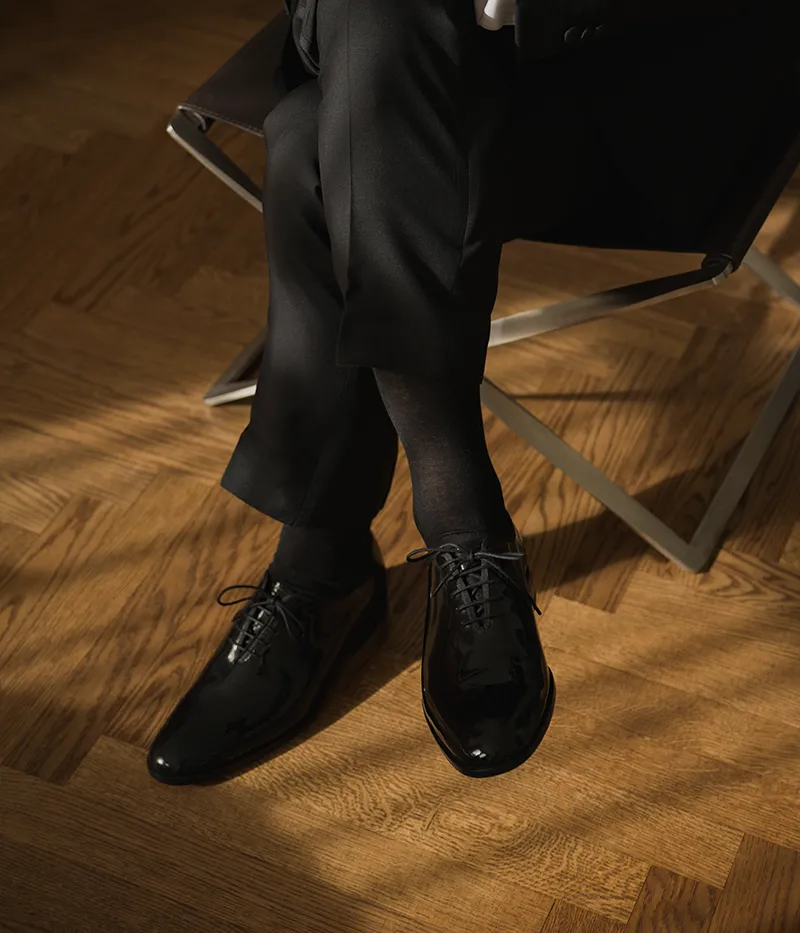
0, 835, 253, 933
0, 521, 36, 589
71, 728, 643, 923
2, 757, 555, 933
0, 473, 216, 780
547, 647, 800, 784
706, 835, 800, 933
541, 901, 625, 933
539, 596, 800, 729
781, 520, 800, 571
623, 867, 720, 932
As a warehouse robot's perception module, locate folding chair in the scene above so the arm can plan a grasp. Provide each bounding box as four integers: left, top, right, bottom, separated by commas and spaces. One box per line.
168, 11, 800, 572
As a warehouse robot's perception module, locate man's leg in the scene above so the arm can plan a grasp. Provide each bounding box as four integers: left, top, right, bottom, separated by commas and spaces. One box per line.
309, 0, 554, 778
148, 78, 399, 785
220, 79, 399, 591
309, 0, 521, 548
314, 0, 516, 383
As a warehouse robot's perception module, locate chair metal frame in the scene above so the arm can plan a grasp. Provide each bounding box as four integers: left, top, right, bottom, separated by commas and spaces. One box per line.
167, 105, 800, 572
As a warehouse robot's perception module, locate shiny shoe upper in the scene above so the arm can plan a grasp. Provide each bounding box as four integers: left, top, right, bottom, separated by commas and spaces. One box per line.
408, 527, 554, 776
147, 539, 387, 785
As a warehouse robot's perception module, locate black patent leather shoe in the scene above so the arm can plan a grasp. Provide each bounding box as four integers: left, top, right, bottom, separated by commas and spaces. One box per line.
408, 528, 555, 778
147, 537, 388, 785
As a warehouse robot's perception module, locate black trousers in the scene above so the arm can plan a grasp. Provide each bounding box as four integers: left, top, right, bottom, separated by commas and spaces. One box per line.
220, 0, 639, 528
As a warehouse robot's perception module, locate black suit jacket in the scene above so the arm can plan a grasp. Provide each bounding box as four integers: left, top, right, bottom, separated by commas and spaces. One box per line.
273, 0, 798, 244
515, 0, 798, 239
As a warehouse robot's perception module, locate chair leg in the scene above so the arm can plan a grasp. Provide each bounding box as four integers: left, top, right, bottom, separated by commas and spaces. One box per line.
488, 262, 731, 347
166, 109, 265, 405
743, 246, 800, 310
481, 255, 800, 572
167, 110, 263, 212
203, 328, 265, 406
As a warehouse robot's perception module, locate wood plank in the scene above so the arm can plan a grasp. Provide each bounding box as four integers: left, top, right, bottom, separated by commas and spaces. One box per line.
0, 521, 36, 589
0, 143, 72, 241
546, 346, 681, 611
0, 132, 24, 171
727, 381, 800, 564
20, 301, 249, 407
0, 472, 218, 780
557, 309, 795, 596
0, 495, 119, 665
539, 707, 799, 850
176, 266, 269, 326
0, 133, 142, 330
0, 418, 155, 515
119, 556, 749, 896
0, 834, 252, 933
289, 628, 749, 891
623, 548, 800, 631
0, 342, 242, 485
93, 523, 748, 899
541, 901, 625, 933
0, 132, 128, 271
51, 128, 264, 309
547, 646, 800, 786
780, 519, 800, 572
540, 595, 800, 729
2, 759, 555, 933
0, 24, 244, 118
706, 835, 800, 933
0, 466, 70, 533
623, 867, 720, 933
485, 344, 679, 613
0, 69, 159, 146
0, 103, 92, 154
107, 644, 734, 899
510, 466, 603, 614
71, 729, 645, 924
96, 281, 267, 346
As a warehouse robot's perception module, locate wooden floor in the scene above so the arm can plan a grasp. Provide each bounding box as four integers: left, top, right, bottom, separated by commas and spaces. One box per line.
2, 1, 800, 931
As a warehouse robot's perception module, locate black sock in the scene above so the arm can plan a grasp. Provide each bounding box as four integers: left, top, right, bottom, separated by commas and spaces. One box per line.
372, 368, 515, 548
268, 524, 375, 594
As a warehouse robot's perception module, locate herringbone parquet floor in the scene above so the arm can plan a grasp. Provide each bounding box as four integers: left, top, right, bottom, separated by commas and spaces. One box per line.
1, 2, 800, 931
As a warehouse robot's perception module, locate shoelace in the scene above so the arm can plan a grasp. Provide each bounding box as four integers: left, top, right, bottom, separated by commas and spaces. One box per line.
406, 543, 541, 627
216, 577, 315, 662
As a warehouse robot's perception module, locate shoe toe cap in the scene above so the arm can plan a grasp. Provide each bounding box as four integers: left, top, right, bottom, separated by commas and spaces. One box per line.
426, 680, 554, 775
146, 711, 229, 785
146, 739, 199, 784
